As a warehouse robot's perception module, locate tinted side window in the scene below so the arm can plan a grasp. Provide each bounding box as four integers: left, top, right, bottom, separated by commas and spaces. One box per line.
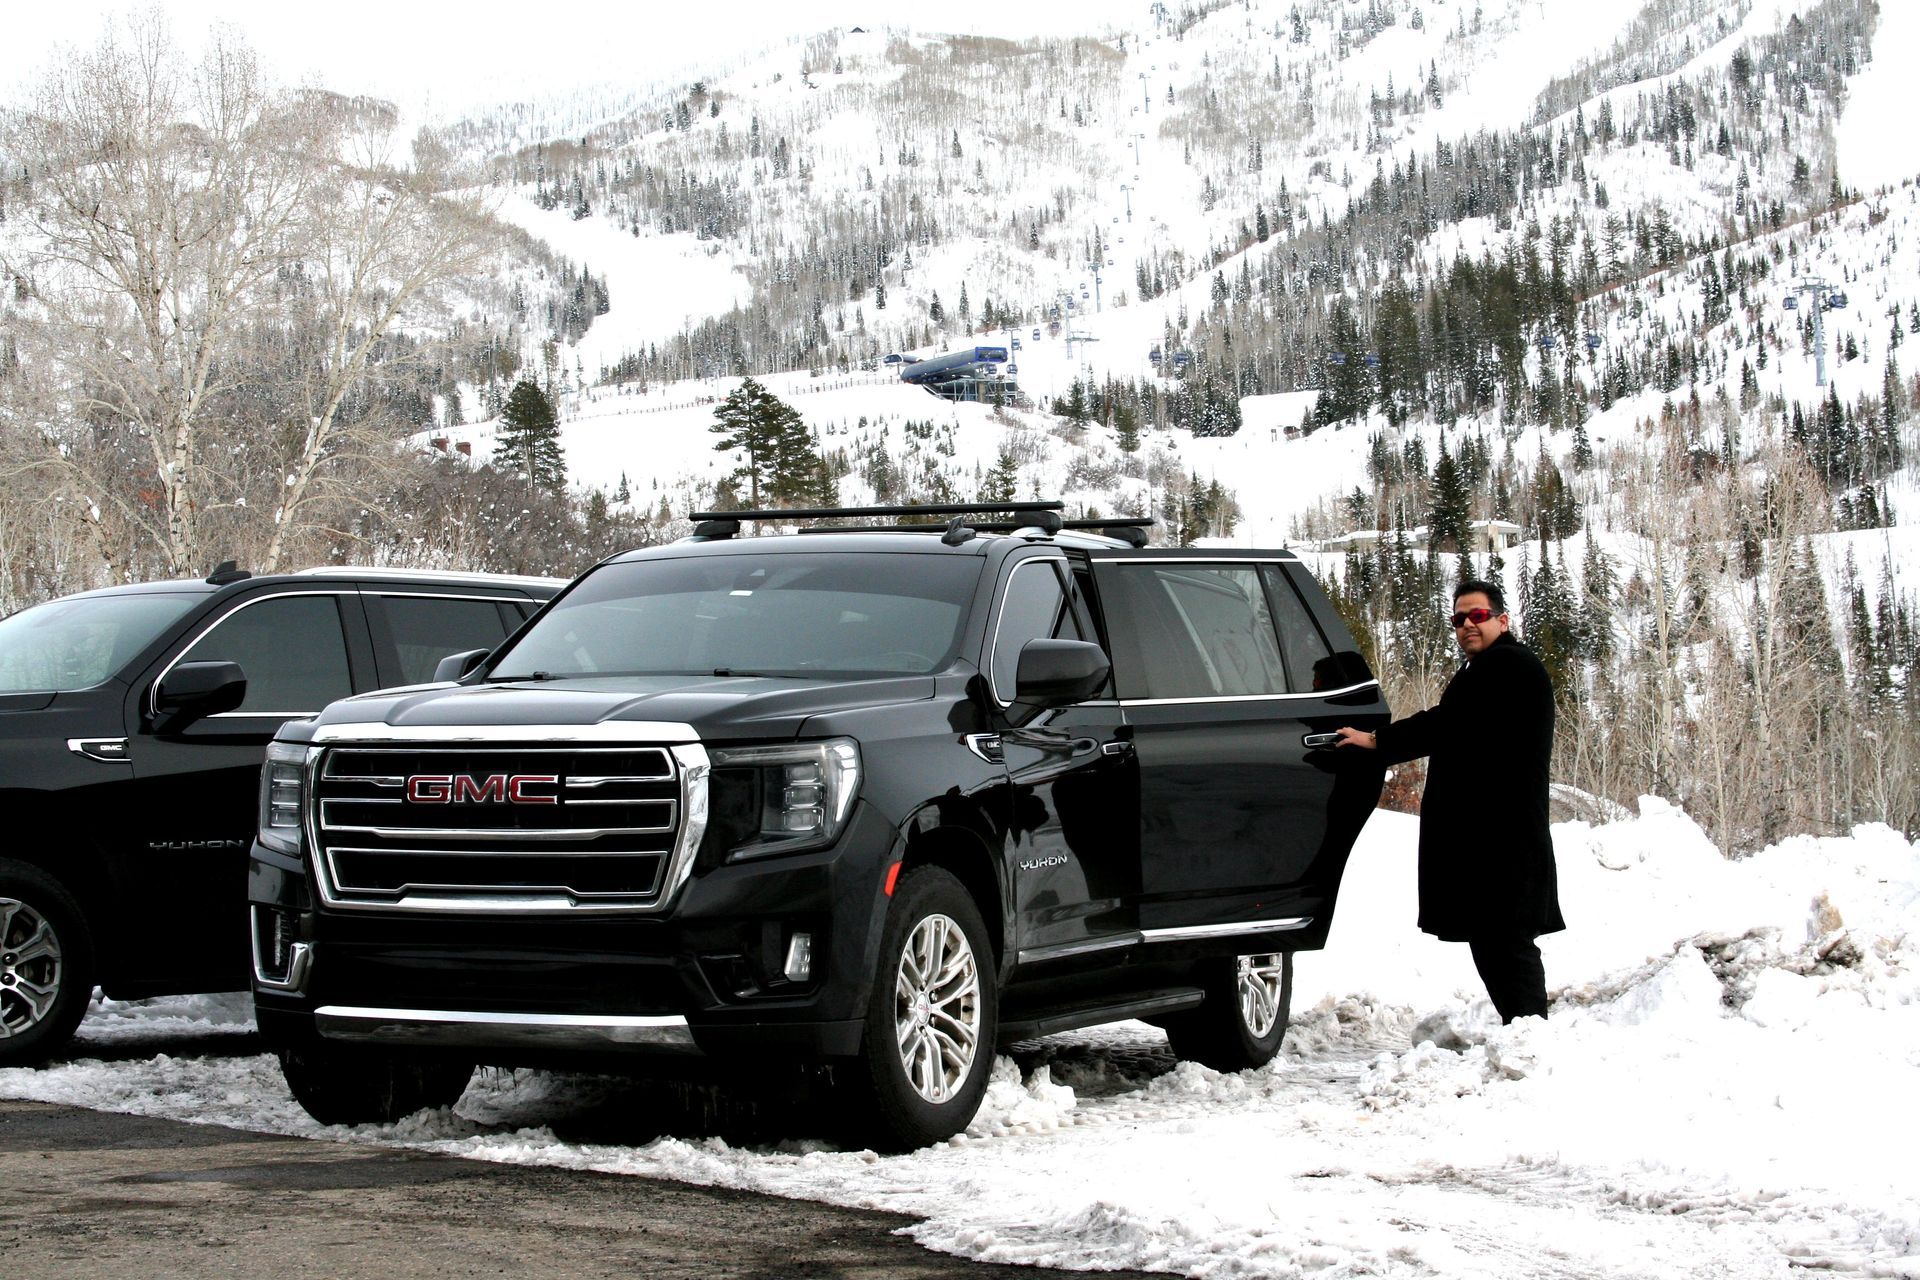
1102, 565, 1287, 699
1261, 567, 1337, 690
382, 596, 511, 685
178, 595, 352, 714
990, 560, 1073, 698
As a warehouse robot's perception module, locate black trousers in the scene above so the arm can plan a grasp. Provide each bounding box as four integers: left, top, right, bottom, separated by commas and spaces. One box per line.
1468, 934, 1548, 1024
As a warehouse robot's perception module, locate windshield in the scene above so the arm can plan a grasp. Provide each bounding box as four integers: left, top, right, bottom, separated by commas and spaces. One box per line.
0, 592, 201, 693
489, 552, 982, 680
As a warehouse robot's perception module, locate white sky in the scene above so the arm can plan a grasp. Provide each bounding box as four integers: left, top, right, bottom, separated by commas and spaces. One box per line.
1, 1, 1133, 119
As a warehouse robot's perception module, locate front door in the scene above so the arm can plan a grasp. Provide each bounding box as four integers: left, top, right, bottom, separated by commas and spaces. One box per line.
990, 554, 1137, 963
121, 590, 369, 991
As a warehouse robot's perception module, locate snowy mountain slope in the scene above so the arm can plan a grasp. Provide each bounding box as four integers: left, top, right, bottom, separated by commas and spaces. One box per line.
416, 0, 1920, 857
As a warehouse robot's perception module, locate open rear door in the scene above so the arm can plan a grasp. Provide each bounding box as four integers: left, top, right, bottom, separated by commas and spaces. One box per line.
1089, 553, 1386, 952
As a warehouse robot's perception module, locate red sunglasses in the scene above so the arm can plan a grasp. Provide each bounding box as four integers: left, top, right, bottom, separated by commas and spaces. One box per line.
1450, 607, 1499, 628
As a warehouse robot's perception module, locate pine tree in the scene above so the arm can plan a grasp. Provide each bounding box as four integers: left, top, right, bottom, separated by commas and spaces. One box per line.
492, 379, 566, 493
1524, 536, 1578, 693
1427, 440, 1472, 554
981, 448, 1020, 502
710, 377, 819, 507
1578, 528, 1616, 662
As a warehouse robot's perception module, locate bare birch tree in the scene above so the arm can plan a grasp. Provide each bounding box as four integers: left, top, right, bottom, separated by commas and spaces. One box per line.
1, 16, 317, 576
257, 108, 499, 571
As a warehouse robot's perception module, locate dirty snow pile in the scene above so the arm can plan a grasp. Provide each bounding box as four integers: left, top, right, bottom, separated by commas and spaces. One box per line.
4, 801, 1916, 1279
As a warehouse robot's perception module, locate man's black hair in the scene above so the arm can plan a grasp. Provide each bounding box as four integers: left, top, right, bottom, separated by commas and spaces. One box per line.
1453, 578, 1506, 613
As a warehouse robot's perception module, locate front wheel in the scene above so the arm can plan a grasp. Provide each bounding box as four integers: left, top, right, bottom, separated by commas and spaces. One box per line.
279, 1046, 475, 1126
1163, 951, 1293, 1072
0, 859, 95, 1066
842, 866, 997, 1151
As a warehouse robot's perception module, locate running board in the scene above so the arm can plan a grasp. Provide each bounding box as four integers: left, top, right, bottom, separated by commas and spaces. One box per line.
997, 987, 1205, 1044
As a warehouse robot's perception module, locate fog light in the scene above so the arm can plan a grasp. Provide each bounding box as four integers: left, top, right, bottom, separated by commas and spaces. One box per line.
784, 932, 813, 983
251, 905, 312, 991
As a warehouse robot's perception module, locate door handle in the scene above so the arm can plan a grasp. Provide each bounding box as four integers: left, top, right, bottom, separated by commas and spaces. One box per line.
1100, 740, 1134, 757
1301, 732, 1339, 749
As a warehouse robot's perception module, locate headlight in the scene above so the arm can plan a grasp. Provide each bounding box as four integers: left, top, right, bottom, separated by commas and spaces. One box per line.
707, 738, 860, 861
258, 739, 308, 855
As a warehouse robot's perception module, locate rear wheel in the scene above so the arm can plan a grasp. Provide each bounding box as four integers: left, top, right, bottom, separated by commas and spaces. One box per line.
279, 1045, 475, 1126
842, 866, 997, 1151
0, 860, 94, 1066
1163, 951, 1292, 1072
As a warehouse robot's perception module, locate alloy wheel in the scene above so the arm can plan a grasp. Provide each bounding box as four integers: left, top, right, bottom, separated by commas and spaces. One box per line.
1236, 953, 1287, 1040
0, 897, 64, 1039
893, 912, 981, 1104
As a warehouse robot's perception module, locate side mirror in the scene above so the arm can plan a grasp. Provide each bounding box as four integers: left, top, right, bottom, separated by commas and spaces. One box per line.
1014, 639, 1111, 708
431, 648, 492, 683
153, 660, 247, 729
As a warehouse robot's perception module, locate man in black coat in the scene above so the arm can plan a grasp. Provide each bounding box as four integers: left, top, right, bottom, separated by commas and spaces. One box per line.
1334, 579, 1564, 1022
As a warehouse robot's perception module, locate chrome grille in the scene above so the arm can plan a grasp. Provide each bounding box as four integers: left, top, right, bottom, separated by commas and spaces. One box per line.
313, 746, 683, 910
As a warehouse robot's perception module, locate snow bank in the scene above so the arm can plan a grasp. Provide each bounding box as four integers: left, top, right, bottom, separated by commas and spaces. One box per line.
5, 803, 1915, 1277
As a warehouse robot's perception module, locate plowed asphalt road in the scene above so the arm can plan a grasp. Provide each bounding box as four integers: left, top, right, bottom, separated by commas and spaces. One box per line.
0, 1099, 1160, 1278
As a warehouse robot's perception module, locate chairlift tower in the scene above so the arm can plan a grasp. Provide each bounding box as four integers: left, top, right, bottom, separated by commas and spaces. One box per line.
1789, 278, 1836, 387
1065, 328, 1100, 361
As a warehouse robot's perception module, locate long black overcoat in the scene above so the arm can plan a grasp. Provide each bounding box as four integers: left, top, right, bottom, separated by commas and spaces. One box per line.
1372, 631, 1565, 941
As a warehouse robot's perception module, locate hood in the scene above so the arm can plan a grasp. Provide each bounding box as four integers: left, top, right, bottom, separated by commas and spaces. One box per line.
300, 673, 937, 743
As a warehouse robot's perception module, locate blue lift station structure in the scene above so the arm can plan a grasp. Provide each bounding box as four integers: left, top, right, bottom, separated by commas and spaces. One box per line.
899, 346, 1015, 402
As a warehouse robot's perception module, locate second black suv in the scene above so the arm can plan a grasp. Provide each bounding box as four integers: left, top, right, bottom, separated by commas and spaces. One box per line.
250, 505, 1388, 1147
0, 565, 564, 1063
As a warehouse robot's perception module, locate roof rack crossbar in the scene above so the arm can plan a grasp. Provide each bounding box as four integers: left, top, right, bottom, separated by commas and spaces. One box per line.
791, 519, 1156, 540
688, 501, 1065, 523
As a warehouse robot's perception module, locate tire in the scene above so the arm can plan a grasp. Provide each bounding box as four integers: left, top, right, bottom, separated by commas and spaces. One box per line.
842, 866, 997, 1152
1163, 951, 1293, 1073
0, 859, 95, 1066
278, 1046, 475, 1126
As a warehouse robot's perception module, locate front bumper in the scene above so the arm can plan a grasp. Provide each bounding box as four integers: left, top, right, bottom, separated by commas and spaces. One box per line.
249, 800, 897, 1064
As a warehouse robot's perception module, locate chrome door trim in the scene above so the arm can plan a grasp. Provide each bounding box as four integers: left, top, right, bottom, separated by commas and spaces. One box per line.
986, 555, 1072, 708
1139, 917, 1312, 943
1016, 915, 1312, 965
1015, 933, 1139, 966
1117, 680, 1379, 707
148, 589, 353, 720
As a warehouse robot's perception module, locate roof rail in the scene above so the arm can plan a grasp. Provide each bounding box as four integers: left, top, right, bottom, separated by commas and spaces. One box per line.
292, 566, 570, 588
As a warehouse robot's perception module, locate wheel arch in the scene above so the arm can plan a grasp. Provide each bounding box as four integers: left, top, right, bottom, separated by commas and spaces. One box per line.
0, 792, 114, 958
896, 805, 1007, 973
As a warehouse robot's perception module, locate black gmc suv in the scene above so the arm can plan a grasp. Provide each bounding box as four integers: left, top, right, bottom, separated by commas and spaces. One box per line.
249, 504, 1388, 1148
0, 565, 563, 1063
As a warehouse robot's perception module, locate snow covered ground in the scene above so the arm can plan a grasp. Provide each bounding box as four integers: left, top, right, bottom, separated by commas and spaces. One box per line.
6, 803, 1915, 1278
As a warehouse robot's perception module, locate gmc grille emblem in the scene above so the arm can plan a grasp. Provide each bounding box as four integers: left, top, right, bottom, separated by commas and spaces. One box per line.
406, 773, 559, 804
